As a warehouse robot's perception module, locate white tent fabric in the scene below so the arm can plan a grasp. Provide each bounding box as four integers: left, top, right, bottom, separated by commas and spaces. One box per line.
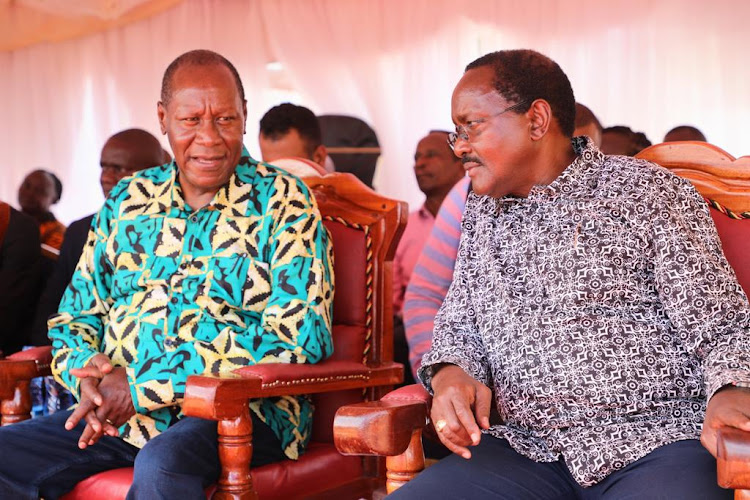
2, 0, 749, 224
0, 0, 184, 51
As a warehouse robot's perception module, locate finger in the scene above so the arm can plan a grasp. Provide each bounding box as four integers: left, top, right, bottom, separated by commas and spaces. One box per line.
70, 366, 104, 378
700, 429, 717, 458
439, 432, 473, 459
65, 399, 96, 430
452, 397, 482, 446
95, 408, 120, 437
78, 409, 104, 448
78, 421, 97, 449
90, 354, 114, 375
474, 386, 493, 430
69, 354, 114, 379
78, 379, 104, 407
432, 416, 473, 459
84, 409, 102, 434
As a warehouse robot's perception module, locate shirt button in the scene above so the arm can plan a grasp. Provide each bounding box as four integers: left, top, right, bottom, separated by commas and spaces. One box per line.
170, 297, 178, 304
190, 214, 198, 222
165, 338, 174, 347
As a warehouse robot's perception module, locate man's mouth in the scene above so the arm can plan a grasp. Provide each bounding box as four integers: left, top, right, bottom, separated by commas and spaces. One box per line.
462, 157, 482, 171
190, 155, 225, 167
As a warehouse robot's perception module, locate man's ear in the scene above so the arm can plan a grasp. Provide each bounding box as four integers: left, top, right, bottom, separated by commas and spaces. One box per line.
528, 99, 552, 141
157, 102, 168, 135
312, 144, 327, 167
242, 100, 248, 134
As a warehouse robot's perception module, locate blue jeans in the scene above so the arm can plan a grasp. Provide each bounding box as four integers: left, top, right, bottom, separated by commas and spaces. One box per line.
389, 436, 731, 499
0, 409, 284, 499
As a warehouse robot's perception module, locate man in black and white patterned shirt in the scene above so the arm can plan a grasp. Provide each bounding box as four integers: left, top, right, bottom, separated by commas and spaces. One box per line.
390, 50, 750, 499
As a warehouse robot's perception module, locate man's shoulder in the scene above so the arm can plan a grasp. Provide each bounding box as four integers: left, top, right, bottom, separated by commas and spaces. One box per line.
70, 213, 95, 230
599, 154, 691, 197
65, 214, 95, 244
109, 164, 173, 201
244, 160, 314, 201
5, 205, 39, 242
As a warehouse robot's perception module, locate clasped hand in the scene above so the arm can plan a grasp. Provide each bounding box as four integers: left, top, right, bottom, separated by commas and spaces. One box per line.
64, 353, 136, 449
430, 364, 493, 459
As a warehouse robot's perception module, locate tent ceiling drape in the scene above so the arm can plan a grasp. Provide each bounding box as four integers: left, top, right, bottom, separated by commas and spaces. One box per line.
2, 0, 749, 225
0, 0, 184, 51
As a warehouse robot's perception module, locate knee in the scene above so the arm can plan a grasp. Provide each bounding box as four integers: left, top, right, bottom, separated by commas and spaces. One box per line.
132, 437, 180, 480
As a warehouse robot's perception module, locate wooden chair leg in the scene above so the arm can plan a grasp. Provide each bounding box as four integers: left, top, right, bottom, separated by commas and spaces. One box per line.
213, 406, 256, 500
385, 429, 425, 494
1, 380, 32, 425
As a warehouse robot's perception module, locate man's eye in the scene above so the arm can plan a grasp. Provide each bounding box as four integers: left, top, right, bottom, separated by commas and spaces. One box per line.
217, 116, 234, 123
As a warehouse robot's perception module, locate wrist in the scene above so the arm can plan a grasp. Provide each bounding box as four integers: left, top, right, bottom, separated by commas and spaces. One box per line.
431, 363, 460, 387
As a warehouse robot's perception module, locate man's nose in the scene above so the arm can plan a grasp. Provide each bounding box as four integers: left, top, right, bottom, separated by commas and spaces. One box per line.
196, 119, 221, 145
452, 137, 471, 157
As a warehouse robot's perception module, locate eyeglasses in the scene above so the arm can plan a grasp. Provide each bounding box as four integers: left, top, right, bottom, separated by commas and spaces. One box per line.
447, 99, 531, 150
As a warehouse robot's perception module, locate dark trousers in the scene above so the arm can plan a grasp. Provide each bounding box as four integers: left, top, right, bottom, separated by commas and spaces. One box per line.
389, 435, 732, 499
0, 409, 285, 500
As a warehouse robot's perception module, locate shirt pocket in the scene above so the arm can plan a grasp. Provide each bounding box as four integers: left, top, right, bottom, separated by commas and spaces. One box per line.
196, 255, 272, 322
542, 208, 647, 307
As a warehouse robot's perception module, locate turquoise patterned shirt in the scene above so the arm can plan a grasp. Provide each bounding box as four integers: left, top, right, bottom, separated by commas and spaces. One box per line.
49, 150, 334, 459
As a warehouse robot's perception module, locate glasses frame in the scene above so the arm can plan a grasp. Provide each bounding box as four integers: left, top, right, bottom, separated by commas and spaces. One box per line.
448, 99, 532, 151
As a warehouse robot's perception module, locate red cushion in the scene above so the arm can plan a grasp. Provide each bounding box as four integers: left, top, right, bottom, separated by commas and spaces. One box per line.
252, 442, 362, 499
710, 209, 750, 298
325, 221, 367, 327
60, 443, 361, 500
61, 467, 133, 500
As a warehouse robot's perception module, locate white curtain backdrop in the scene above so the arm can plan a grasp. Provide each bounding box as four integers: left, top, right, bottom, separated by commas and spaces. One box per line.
2, 0, 749, 224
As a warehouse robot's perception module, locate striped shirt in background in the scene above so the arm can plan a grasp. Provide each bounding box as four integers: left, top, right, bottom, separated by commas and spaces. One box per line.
403, 177, 470, 379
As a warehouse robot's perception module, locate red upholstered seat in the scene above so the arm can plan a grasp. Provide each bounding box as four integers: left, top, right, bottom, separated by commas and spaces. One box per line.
62, 443, 362, 500
709, 211, 750, 297
1, 172, 407, 499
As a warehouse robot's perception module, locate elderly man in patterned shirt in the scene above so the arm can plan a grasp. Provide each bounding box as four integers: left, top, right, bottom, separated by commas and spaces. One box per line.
390, 49, 750, 499
0, 49, 333, 499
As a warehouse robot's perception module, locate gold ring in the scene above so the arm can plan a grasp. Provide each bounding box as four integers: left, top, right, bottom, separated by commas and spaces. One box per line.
105, 418, 115, 426
434, 419, 447, 432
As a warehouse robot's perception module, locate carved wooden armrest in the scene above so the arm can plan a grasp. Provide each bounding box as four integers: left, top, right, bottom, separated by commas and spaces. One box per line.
333, 383, 430, 493
717, 426, 750, 491
182, 360, 402, 499
0, 346, 53, 425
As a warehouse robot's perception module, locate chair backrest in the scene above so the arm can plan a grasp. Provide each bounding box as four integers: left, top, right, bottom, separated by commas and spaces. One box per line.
302, 173, 406, 443
317, 115, 380, 188
636, 142, 750, 297
267, 157, 327, 178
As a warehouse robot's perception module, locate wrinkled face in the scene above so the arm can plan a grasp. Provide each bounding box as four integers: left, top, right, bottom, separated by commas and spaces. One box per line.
259, 128, 310, 162
18, 170, 56, 215
158, 63, 247, 204
99, 138, 163, 197
413, 132, 463, 197
450, 66, 534, 198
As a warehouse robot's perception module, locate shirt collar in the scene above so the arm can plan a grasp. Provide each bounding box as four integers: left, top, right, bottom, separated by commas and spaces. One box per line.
526, 135, 605, 200
417, 203, 433, 219
168, 145, 257, 215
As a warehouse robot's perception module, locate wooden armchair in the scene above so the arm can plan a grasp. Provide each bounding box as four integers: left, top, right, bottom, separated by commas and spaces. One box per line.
0, 172, 407, 499
334, 141, 750, 497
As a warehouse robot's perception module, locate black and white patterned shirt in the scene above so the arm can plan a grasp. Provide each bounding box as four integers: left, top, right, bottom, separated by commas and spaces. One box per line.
419, 137, 750, 486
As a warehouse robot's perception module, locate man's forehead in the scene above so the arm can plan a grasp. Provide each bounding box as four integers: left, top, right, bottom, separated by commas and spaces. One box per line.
452, 69, 504, 117
168, 63, 241, 102
418, 132, 449, 148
